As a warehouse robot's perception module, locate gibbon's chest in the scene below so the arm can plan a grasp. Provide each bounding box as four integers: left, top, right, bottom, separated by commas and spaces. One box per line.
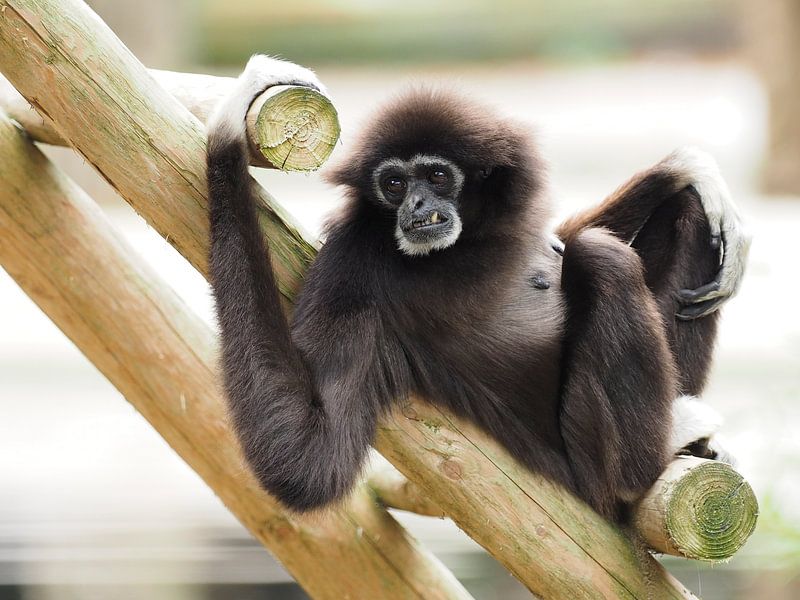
392, 245, 565, 406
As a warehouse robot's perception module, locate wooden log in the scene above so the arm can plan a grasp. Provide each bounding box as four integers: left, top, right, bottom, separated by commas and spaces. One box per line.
0, 0, 317, 307
368, 456, 447, 518
635, 456, 758, 561
0, 1, 734, 597
0, 70, 339, 171
370, 455, 758, 562
0, 111, 472, 600
376, 398, 696, 599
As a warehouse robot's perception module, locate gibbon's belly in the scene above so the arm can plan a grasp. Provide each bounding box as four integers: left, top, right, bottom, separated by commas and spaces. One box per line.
401, 256, 566, 444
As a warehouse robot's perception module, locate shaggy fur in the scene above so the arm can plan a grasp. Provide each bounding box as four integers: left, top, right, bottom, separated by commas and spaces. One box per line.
208, 65, 731, 520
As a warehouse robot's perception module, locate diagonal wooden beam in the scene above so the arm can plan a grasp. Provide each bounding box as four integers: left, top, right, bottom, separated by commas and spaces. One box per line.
0, 111, 472, 600
0, 0, 315, 305
0, 0, 742, 597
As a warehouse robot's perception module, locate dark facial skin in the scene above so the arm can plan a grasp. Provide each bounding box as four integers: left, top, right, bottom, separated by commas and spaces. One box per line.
373, 154, 466, 256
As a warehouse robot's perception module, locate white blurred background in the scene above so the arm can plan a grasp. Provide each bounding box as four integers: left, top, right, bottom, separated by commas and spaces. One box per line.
1, 1, 799, 598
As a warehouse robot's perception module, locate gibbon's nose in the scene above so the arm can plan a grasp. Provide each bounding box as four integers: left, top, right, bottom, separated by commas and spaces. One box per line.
410, 194, 433, 217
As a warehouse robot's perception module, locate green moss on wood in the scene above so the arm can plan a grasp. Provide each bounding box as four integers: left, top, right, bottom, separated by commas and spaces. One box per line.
665, 460, 758, 561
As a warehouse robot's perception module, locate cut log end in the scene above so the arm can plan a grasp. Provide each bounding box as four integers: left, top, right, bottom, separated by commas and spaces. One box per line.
635, 457, 758, 562
247, 85, 340, 172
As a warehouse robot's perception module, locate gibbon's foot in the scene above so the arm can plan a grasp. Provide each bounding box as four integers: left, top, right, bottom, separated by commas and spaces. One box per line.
670, 395, 737, 466
207, 55, 326, 142
659, 147, 751, 321
677, 434, 737, 466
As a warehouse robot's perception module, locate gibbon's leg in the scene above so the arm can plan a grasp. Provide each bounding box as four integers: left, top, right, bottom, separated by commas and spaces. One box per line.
557, 148, 749, 394
557, 150, 746, 467
558, 227, 676, 520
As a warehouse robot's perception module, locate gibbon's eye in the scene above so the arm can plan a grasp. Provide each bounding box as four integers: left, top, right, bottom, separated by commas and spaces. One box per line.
382, 176, 407, 197
429, 170, 449, 185
479, 166, 493, 179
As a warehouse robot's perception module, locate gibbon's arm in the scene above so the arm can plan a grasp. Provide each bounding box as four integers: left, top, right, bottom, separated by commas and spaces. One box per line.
206, 57, 379, 511
557, 148, 750, 319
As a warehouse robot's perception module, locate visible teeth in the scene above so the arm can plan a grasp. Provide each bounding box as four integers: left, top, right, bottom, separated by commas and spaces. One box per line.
431, 212, 439, 224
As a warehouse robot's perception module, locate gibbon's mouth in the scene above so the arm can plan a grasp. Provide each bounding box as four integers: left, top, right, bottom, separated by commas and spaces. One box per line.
395, 209, 462, 255
405, 211, 449, 231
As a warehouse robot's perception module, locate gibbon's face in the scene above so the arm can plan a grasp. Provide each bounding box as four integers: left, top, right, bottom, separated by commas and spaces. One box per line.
373, 154, 467, 256
325, 90, 541, 256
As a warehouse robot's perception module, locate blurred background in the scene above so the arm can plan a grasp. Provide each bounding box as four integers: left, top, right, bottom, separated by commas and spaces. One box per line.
1, 0, 799, 598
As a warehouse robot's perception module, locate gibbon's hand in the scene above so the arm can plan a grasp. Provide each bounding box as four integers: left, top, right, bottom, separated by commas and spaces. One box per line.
206, 55, 327, 140
663, 147, 752, 320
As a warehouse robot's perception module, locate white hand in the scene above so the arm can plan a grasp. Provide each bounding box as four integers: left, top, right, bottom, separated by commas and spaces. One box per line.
661, 147, 752, 320
207, 55, 327, 141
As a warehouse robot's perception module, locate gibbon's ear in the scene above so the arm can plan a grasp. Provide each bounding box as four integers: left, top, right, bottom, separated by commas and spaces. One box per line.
322, 158, 363, 189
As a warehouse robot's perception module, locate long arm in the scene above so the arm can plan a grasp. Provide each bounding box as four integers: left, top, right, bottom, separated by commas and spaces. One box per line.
206, 57, 378, 511
557, 148, 750, 319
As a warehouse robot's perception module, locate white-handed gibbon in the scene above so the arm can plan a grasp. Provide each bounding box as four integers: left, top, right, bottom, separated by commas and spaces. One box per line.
206, 56, 748, 521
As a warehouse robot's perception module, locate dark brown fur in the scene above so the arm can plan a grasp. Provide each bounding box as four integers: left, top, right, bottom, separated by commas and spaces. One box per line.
208, 89, 719, 520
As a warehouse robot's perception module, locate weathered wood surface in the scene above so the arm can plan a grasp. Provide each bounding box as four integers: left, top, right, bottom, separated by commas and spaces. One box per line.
371, 454, 757, 562
635, 456, 758, 561
376, 399, 696, 599
0, 111, 472, 600
0, 0, 734, 597
0, 70, 339, 170
368, 456, 447, 518
0, 0, 317, 307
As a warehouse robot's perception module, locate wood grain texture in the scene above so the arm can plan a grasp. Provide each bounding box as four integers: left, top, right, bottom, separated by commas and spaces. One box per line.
0, 0, 732, 597
0, 112, 472, 600
0, 70, 340, 170
371, 451, 757, 563
635, 457, 758, 561
368, 456, 447, 518
376, 399, 697, 599
0, 0, 317, 306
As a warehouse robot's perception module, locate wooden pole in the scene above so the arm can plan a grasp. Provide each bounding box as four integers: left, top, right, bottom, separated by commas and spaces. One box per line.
0, 70, 339, 171
370, 455, 757, 562
368, 456, 447, 518
376, 398, 696, 599
0, 0, 749, 597
635, 456, 758, 561
0, 0, 317, 307
0, 111, 472, 600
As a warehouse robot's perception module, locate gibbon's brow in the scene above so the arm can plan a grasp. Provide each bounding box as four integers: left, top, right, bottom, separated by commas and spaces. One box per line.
372, 154, 465, 202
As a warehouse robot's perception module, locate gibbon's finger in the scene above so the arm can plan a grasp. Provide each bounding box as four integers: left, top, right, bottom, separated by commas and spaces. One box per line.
676, 296, 726, 321
678, 279, 721, 303
679, 217, 751, 308
716, 220, 751, 301
243, 54, 327, 95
